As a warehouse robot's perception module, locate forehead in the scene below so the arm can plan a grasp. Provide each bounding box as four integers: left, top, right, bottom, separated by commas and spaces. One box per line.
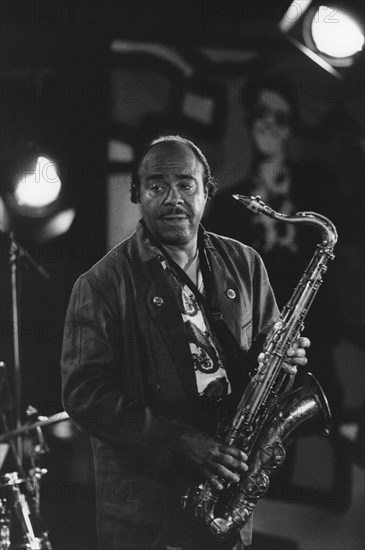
139, 142, 204, 180
258, 89, 291, 113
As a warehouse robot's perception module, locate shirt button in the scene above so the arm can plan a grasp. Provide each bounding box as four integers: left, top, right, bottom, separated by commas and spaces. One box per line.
226, 289, 236, 299
153, 296, 164, 306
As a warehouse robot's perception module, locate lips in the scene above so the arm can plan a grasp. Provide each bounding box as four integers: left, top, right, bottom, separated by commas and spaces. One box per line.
159, 210, 189, 220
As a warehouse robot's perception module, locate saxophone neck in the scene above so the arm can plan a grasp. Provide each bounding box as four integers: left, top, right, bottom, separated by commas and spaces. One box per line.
299, 212, 337, 250
233, 194, 338, 249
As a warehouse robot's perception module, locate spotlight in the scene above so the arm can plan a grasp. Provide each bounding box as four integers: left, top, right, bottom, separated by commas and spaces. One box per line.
279, 1, 364, 79
2, 152, 75, 244
13, 156, 62, 214
303, 5, 364, 66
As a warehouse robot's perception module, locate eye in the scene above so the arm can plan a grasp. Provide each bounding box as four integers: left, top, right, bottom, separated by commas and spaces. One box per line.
179, 180, 195, 193
149, 182, 165, 194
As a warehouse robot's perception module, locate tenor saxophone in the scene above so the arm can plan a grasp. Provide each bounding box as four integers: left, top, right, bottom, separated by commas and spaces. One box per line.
182, 195, 337, 540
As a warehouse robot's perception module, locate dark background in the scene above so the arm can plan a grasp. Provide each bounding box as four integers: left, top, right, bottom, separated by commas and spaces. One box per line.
1, 1, 364, 549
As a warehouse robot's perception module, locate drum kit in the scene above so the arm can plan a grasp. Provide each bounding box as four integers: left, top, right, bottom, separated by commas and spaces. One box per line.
0, 410, 69, 550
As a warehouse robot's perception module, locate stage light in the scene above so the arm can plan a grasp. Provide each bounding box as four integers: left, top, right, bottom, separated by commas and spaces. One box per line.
36, 207, 76, 242
279, 1, 365, 79
14, 156, 61, 211
304, 5, 364, 66
2, 153, 76, 243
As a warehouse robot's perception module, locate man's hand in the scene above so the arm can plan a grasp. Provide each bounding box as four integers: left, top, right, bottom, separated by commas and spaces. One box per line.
283, 336, 311, 375
176, 428, 248, 491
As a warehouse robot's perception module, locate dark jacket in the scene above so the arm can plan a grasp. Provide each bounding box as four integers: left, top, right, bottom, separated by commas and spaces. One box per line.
61, 221, 278, 549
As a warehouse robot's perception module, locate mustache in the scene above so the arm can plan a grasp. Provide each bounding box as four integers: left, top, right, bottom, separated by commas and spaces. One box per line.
159, 207, 190, 217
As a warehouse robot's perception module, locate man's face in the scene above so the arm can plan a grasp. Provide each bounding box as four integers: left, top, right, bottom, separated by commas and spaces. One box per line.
251, 89, 292, 158
138, 142, 208, 246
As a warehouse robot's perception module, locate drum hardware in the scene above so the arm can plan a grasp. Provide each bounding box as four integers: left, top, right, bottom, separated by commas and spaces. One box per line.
0, 498, 11, 550
0, 408, 70, 548
0, 472, 52, 550
0, 413, 69, 445
1, 364, 64, 548
0, 422, 54, 549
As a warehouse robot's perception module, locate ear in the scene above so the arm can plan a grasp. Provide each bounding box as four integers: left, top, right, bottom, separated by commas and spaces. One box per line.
131, 185, 141, 204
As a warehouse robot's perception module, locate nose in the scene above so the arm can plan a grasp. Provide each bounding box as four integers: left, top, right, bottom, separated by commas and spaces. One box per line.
164, 185, 183, 205
261, 112, 275, 126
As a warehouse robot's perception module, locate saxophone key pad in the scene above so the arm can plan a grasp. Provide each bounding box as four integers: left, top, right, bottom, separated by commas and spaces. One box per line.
260, 442, 286, 469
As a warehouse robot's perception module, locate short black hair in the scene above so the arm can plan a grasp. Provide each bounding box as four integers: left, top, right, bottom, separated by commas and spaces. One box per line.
241, 71, 300, 129
130, 135, 217, 203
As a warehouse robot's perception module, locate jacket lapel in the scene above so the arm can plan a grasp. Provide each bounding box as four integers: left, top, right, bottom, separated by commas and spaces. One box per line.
202, 235, 241, 342
141, 257, 198, 398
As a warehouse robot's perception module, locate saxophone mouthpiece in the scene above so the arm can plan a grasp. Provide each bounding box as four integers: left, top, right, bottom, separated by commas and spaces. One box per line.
232, 194, 251, 206
233, 195, 269, 215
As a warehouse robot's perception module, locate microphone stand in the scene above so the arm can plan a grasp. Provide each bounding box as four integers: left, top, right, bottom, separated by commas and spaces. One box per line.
4, 230, 50, 468
9, 236, 23, 467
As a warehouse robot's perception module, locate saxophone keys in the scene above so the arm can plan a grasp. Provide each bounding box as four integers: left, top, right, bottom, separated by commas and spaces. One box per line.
260, 441, 286, 469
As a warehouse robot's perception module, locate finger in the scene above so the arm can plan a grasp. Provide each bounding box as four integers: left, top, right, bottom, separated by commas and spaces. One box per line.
219, 447, 248, 473
290, 347, 306, 358
297, 336, 310, 348
204, 471, 224, 491
212, 463, 242, 484
222, 446, 248, 462
218, 453, 248, 475
217, 447, 248, 474
282, 362, 297, 375
291, 356, 308, 366
287, 346, 306, 358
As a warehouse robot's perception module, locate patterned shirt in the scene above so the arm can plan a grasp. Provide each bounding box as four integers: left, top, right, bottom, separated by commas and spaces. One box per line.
160, 258, 232, 400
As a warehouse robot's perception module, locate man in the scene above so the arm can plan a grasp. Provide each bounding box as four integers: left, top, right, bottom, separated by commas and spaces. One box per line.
61, 135, 309, 550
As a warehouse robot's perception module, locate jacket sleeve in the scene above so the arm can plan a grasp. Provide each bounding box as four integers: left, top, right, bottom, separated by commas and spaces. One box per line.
61, 275, 184, 467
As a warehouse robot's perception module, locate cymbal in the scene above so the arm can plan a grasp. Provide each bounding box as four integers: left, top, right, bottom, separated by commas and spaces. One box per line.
0, 412, 69, 443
